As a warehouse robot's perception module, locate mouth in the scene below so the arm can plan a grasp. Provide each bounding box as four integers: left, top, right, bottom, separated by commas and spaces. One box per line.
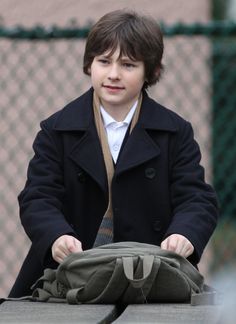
102, 85, 125, 90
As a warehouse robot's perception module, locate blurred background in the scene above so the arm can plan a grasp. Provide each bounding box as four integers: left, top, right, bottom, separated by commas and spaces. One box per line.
0, 0, 236, 297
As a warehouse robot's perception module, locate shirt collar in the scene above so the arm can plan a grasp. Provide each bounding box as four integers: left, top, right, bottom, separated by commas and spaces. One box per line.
100, 101, 138, 128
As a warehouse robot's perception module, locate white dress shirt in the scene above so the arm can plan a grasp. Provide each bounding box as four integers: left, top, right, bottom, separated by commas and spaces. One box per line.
100, 101, 138, 163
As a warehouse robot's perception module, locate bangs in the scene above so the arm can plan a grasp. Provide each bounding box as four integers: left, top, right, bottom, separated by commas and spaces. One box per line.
94, 28, 143, 62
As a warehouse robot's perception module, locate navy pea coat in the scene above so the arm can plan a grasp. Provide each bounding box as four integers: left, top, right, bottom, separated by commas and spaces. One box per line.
9, 88, 218, 297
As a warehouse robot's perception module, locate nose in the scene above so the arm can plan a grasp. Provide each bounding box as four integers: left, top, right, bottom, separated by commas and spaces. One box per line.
108, 63, 120, 81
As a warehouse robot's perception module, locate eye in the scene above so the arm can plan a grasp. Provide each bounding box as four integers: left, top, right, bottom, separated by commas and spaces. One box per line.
98, 58, 109, 65
122, 61, 137, 69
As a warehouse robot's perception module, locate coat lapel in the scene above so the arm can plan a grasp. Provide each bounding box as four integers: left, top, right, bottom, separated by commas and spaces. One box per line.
69, 127, 108, 193
53, 88, 108, 193
115, 126, 161, 175
115, 92, 177, 176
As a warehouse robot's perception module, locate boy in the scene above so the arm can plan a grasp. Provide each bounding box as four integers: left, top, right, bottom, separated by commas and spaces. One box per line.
9, 9, 218, 297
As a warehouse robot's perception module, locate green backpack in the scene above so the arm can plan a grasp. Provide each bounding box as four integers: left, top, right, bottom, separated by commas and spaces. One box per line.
32, 242, 217, 305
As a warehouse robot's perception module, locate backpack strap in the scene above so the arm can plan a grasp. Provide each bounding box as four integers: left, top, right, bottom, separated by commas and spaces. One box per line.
122, 255, 155, 288
122, 255, 161, 303
66, 258, 128, 304
191, 285, 220, 306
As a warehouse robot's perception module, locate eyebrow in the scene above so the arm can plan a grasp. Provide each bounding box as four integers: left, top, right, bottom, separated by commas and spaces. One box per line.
98, 53, 137, 62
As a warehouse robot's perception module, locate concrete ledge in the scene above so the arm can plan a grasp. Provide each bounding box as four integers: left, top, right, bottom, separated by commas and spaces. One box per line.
113, 303, 222, 323
0, 300, 118, 323
0, 301, 222, 324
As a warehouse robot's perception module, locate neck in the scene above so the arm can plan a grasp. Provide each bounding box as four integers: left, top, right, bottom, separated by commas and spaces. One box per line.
100, 98, 140, 122
102, 106, 129, 122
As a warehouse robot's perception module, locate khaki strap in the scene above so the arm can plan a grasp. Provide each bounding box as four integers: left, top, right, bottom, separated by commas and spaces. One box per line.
93, 91, 143, 247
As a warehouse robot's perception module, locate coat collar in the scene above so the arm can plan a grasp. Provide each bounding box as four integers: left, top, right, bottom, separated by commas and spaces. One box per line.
138, 91, 178, 132
53, 88, 94, 131
53, 88, 177, 133
53, 88, 178, 191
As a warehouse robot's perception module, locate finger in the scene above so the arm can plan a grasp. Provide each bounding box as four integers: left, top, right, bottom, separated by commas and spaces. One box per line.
52, 250, 68, 263
173, 240, 184, 256
166, 239, 177, 252
54, 239, 70, 255
160, 240, 167, 250
66, 238, 82, 253
182, 244, 194, 257
177, 241, 194, 257
161, 238, 177, 252
55, 256, 64, 264
73, 239, 83, 252
161, 238, 173, 250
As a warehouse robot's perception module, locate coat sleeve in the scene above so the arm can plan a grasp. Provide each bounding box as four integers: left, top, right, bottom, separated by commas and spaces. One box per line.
18, 119, 77, 265
164, 120, 219, 264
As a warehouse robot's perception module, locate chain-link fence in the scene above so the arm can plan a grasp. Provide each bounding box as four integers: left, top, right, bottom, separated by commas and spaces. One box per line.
1, 22, 236, 296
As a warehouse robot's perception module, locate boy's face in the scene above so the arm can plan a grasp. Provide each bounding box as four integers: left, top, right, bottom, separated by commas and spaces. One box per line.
89, 47, 145, 112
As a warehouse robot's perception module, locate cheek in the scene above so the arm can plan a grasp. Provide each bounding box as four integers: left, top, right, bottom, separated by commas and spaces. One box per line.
90, 68, 100, 86
139, 70, 146, 84
131, 68, 145, 86
91, 64, 105, 81
130, 73, 145, 89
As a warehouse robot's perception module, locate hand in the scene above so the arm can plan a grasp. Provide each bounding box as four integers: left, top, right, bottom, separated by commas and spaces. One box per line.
161, 234, 194, 258
51, 235, 83, 263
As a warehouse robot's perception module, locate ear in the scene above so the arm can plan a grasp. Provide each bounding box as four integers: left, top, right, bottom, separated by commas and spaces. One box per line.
87, 67, 91, 75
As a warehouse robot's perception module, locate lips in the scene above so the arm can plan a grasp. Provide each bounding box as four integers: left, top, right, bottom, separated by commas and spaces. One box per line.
103, 85, 125, 90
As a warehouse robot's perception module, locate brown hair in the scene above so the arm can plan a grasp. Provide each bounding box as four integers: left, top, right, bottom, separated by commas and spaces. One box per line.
83, 10, 164, 89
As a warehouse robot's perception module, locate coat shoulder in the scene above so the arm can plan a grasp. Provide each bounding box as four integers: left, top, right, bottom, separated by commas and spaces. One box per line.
142, 93, 191, 132
40, 88, 93, 131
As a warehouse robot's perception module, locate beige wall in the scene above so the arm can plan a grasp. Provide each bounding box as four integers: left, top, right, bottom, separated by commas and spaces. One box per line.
0, 0, 210, 26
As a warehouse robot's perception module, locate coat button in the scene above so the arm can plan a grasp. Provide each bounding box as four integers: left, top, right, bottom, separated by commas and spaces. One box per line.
145, 168, 156, 179
153, 220, 162, 232
77, 171, 86, 183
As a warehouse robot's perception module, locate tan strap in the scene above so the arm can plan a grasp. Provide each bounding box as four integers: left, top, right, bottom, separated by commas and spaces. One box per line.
93, 91, 143, 246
